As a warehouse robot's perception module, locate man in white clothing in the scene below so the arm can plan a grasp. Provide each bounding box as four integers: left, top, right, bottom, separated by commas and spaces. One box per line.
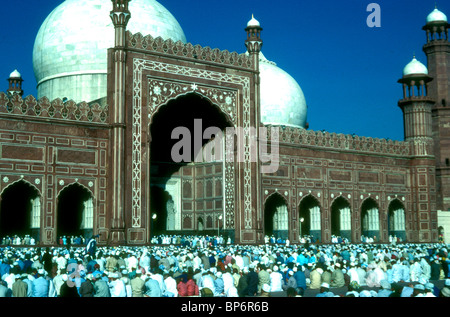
269, 266, 283, 292
109, 273, 127, 297
163, 272, 178, 297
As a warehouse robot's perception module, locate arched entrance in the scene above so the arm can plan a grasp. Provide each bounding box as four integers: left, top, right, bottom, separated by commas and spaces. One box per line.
149, 92, 232, 236
388, 199, 406, 242
330, 196, 352, 241
264, 192, 288, 240
56, 183, 94, 241
0, 180, 40, 241
298, 194, 321, 242
361, 198, 380, 242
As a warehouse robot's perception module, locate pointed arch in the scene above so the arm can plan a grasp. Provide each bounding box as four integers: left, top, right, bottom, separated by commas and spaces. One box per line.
56, 182, 94, 239
298, 194, 321, 242
388, 198, 406, 241
330, 195, 352, 241
264, 191, 289, 240
0, 179, 41, 240
148, 91, 234, 237
361, 197, 380, 241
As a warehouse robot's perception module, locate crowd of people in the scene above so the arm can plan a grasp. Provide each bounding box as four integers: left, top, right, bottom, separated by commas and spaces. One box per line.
0, 234, 449, 298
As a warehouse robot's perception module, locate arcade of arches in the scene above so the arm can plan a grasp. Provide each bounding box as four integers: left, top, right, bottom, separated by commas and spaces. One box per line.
0, 180, 94, 242
263, 194, 407, 243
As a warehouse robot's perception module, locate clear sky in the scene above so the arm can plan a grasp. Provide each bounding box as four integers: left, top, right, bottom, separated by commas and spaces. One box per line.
0, 0, 448, 141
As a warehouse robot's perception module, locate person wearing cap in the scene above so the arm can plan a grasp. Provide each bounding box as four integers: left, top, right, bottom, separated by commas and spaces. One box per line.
109, 272, 126, 297
330, 262, 345, 288
93, 272, 110, 297
32, 269, 49, 297
316, 282, 333, 297
60, 274, 80, 297
130, 270, 145, 297
377, 279, 392, 297
411, 283, 425, 297
11, 274, 28, 297
79, 274, 95, 297
259, 283, 271, 297
257, 264, 270, 294
144, 272, 162, 297
438, 279, 450, 298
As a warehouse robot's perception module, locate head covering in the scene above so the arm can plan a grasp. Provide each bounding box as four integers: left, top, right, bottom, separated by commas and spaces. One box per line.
262, 284, 271, 293
380, 280, 391, 290
414, 284, 425, 291
441, 287, 450, 297
320, 282, 330, 289
359, 290, 372, 297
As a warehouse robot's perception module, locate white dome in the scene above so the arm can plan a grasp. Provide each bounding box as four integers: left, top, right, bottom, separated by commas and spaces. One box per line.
9, 69, 21, 78
33, 0, 186, 103
247, 15, 261, 28
427, 8, 448, 23
403, 57, 428, 76
259, 53, 307, 128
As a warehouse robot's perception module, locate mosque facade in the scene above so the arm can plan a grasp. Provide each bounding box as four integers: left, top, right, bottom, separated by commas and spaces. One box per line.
0, 0, 449, 246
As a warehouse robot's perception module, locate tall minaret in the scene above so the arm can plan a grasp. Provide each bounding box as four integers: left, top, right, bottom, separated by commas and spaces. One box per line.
398, 57, 437, 242
109, 0, 131, 244
422, 7, 450, 211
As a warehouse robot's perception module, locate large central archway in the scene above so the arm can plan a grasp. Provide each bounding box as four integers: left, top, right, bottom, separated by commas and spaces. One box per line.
149, 92, 233, 238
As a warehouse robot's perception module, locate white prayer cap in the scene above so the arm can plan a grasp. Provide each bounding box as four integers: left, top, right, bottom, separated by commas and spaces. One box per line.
262, 284, 271, 293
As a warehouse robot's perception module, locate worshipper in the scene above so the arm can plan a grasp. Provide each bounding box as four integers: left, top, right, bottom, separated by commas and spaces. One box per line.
309, 264, 323, 290
163, 271, 178, 297
79, 274, 95, 297
109, 272, 126, 297
411, 284, 425, 297
144, 272, 162, 297
59, 275, 80, 298
214, 271, 225, 296
282, 270, 297, 291
269, 265, 284, 292
424, 282, 436, 297
430, 256, 441, 280
330, 262, 345, 288
246, 264, 259, 296
32, 269, 50, 297
0, 281, 10, 297
130, 270, 145, 297
259, 284, 271, 297
222, 267, 234, 295
236, 267, 249, 297
11, 274, 28, 297
439, 279, 450, 297
316, 282, 334, 297
257, 264, 270, 294
93, 273, 111, 297
377, 280, 393, 297
200, 270, 216, 295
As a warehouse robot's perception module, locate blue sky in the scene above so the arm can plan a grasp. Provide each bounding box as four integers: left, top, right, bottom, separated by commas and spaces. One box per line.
0, 0, 448, 141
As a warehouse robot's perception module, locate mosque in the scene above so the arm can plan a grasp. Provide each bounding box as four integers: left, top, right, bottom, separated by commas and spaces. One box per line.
0, 0, 449, 246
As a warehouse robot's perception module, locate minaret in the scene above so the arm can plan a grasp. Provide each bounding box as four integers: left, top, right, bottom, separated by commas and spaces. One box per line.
108, 0, 131, 244
422, 7, 450, 211
7, 69, 23, 97
398, 56, 435, 144
398, 57, 437, 242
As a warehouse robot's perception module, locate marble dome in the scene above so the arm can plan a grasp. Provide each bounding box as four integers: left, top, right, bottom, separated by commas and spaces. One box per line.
403, 57, 428, 77
33, 0, 186, 103
426, 8, 448, 23
259, 53, 307, 128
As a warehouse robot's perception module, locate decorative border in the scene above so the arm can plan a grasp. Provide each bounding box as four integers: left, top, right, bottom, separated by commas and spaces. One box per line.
132, 58, 252, 229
